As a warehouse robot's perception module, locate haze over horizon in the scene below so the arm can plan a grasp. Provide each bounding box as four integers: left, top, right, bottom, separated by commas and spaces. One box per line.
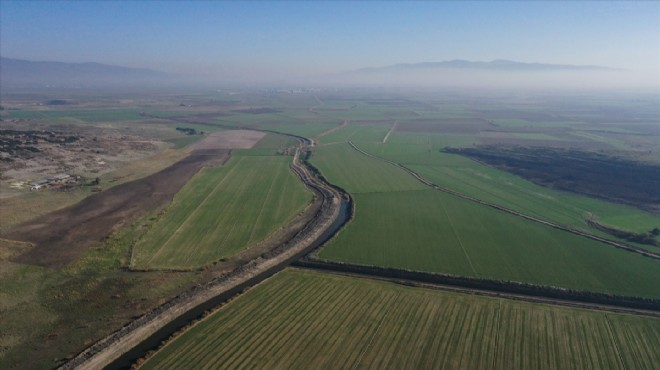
1, 1, 659, 89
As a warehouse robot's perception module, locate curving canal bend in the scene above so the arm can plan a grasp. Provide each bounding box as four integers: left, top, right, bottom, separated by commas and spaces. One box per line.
60, 135, 352, 370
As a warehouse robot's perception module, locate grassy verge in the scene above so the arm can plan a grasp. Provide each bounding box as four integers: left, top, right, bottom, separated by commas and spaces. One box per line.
0, 217, 200, 370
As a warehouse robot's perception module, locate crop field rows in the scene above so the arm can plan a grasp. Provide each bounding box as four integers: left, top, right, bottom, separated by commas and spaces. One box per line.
310, 142, 660, 298
353, 137, 660, 245
131, 154, 312, 269
320, 190, 660, 298
140, 269, 660, 370
3, 91, 659, 370
311, 143, 426, 194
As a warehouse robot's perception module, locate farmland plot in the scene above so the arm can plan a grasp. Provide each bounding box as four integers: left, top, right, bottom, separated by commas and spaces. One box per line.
131, 155, 312, 269
319, 190, 660, 298
356, 139, 660, 246
140, 269, 660, 370
310, 143, 426, 194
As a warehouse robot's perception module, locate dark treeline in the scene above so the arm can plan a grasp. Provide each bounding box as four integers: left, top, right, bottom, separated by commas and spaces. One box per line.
587, 219, 660, 247
294, 258, 660, 311
444, 146, 660, 214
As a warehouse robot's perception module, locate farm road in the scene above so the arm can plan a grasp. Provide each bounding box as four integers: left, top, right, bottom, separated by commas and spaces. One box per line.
382, 120, 398, 143
315, 120, 350, 141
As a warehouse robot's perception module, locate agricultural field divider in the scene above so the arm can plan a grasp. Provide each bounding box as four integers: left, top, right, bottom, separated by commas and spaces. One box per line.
292, 259, 660, 313
60, 136, 348, 370
347, 141, 660, 260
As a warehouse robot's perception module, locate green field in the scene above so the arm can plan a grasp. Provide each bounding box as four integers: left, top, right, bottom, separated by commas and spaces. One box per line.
3, 91, 659, 369
310, 143, 426, 193
318, 123, 392, 144
140, 269, 660, 370
131, 155, 313, 269
320, 190, 660, 298
311, 142, 660, 298
355, 138, 660, 237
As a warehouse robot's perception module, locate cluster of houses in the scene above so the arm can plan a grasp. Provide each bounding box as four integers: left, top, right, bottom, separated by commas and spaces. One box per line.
30, 174, 77, 190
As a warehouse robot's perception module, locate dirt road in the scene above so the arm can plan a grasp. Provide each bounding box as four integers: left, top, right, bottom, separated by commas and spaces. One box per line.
382, 120, 398, 143
315, 120, 349, 140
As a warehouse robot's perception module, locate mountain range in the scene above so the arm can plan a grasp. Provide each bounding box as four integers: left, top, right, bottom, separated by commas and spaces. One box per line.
0, 57, 173, 88
352, 59, 614, 74
1, 57, 619, 89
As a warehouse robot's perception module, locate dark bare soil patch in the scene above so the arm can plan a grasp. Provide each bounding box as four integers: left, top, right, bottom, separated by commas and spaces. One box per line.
46, 99, 73, 106
3, 149, 230, 268
364, 98, 438, 110
397, 118, 494, 133
445, 146, 660, 214
470, 109, 566, 121
478, 136, 613, 150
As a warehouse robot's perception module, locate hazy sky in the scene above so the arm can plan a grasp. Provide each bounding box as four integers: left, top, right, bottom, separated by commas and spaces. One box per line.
2, 1, 659, 84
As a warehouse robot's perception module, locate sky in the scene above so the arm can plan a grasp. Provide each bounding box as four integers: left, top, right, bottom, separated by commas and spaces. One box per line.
1, 1, 659, 86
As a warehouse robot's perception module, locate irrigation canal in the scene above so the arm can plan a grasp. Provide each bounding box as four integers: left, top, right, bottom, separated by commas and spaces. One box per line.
105, 200, 352, 370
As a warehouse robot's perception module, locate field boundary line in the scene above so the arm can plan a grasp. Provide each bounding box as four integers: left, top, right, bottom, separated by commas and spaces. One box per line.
290, 263, 660, 315
437, 196, 478, 276
198, 161, 261, 263
491, 299, 502, 370
382, 120, 398, 143
351, 293, 399, 370
315, 119, 349, 140
146, 157, 244, 265
604, 314, 628, 370
246, 159, 286, 245
347, 141, 660, 261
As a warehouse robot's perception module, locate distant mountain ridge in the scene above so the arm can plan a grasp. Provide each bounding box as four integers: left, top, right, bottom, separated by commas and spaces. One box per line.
0, 57, 173, 88
1, 57, 625, 89
353, 59, 616, 73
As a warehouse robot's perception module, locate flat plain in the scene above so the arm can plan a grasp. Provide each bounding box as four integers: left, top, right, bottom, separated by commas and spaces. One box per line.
319, 190, 660, 298
310, 138, 660, 298
354, 135, 660, 237
2, 90, 660, 369
131, 154, 312, 269
140, 269, 660, 370
310, 143, 426, 194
